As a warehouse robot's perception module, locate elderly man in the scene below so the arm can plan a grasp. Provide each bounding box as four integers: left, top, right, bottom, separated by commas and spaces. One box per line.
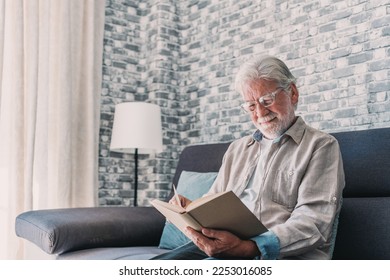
152, 55, 345, 260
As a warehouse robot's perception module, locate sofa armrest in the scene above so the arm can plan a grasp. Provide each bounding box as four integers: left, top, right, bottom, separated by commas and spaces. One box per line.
15, 206, 166, 255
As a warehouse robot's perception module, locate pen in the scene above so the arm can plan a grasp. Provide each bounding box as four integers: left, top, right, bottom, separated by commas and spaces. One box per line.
172, 184, 183, 208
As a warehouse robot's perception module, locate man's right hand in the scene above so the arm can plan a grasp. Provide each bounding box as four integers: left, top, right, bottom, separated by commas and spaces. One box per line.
169, 194, 192, 208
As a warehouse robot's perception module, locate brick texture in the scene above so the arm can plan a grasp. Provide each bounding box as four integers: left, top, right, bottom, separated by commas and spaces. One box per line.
100, 0, 390, 206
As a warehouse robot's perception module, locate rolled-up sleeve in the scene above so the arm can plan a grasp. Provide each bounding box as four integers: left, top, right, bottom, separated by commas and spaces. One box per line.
251, 230, 280, 260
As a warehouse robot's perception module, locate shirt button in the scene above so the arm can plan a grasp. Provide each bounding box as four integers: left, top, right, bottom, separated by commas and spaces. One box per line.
332, 197, 337, 202
288, 171, 294, 176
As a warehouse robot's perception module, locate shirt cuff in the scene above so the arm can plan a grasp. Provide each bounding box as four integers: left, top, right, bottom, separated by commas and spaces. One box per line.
250, 230, 280, 260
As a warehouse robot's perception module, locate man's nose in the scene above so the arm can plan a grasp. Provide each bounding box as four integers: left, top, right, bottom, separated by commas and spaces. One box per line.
254, 102, 269, 117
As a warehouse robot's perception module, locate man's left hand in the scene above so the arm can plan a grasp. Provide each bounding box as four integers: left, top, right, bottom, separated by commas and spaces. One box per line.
185, 227, 260, 259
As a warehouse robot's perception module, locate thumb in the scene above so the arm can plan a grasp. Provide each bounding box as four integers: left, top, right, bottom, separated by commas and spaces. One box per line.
201, 228, 220, 239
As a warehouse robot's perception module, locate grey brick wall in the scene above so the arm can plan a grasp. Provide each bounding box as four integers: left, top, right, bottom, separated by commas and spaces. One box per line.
99, 0, 390, 206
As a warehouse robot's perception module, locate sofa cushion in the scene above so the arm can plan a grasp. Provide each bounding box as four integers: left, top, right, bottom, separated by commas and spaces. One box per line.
57, 246, 170, 260
176, 171, 218, 200
158, 171, 218, 250
15, 206, 165, 255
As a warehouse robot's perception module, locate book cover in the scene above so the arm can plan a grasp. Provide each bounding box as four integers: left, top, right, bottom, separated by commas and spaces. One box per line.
151, 190, 267, 239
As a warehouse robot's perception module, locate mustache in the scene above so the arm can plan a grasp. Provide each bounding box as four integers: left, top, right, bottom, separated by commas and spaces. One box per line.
257, 112, 277, 124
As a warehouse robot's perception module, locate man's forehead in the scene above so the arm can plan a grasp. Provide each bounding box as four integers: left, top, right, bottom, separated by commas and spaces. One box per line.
246, 79, 277, 89
243, 79, 277, 95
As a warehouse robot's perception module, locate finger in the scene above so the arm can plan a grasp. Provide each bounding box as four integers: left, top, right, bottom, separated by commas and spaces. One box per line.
179, 197, 187, 206
201, 228, 217, 238
185, 226, 201, 239
186, 227, 221, 256
185, 227, 207, 245
169, 198, 180, 206
202, 228, 229, 241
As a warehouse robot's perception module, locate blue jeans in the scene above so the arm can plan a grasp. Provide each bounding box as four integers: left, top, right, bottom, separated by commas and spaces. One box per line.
150, 241, 255, 260
150, 242, 208, 260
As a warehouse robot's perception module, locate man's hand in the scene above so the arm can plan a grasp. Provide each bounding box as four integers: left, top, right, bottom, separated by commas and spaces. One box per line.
185, 227, 261, 259
168, 194, 192, 208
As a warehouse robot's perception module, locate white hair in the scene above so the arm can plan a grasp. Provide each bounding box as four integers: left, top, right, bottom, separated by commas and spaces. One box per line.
235, 55, 297, 95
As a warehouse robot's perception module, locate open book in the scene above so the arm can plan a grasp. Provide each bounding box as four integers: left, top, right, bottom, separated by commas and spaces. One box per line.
151, 189, 267, 239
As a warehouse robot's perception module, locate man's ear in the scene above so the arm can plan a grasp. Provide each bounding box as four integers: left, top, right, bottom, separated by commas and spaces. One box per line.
289, 83, 299, 106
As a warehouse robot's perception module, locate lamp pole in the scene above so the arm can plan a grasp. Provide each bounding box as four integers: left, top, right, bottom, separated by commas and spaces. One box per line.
134, 148, 138, 207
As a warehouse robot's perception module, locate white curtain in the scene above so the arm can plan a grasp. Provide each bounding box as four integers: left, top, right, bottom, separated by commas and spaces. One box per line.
0, 0, 105, 259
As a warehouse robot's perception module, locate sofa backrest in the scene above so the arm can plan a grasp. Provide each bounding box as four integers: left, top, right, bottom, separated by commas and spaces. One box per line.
331, 128, 390, 260
173, 127, 390, 260
172, 142, 231, 187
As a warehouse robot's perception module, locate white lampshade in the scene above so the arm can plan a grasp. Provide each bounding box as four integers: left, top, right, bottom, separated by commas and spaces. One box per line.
110, 102, 163, 154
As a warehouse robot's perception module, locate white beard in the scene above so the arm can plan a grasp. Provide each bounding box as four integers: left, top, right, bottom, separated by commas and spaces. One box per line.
256, 106, 296, 139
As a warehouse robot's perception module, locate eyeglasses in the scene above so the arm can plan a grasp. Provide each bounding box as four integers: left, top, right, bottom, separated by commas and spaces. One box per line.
240, 87, 284, 113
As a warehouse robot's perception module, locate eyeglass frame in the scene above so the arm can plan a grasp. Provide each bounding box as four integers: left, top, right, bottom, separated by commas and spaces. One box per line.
240, 87, 286, 113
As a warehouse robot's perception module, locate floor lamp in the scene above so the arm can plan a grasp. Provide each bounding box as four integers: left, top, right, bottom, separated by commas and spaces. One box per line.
110, 102, 163, 206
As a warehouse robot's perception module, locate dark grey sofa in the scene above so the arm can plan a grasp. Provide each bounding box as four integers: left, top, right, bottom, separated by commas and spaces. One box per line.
15, 127, 390, 259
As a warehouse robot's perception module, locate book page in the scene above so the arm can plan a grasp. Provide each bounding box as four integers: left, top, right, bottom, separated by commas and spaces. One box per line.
185, 191, 228, 211
151, 199, 202, 235
150, 199, 186, 214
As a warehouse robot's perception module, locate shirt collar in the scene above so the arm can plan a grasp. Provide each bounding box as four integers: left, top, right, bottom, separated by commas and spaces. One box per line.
283, 116, 306, 144
248, 116, 306, 146
252, 129, 263, 142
